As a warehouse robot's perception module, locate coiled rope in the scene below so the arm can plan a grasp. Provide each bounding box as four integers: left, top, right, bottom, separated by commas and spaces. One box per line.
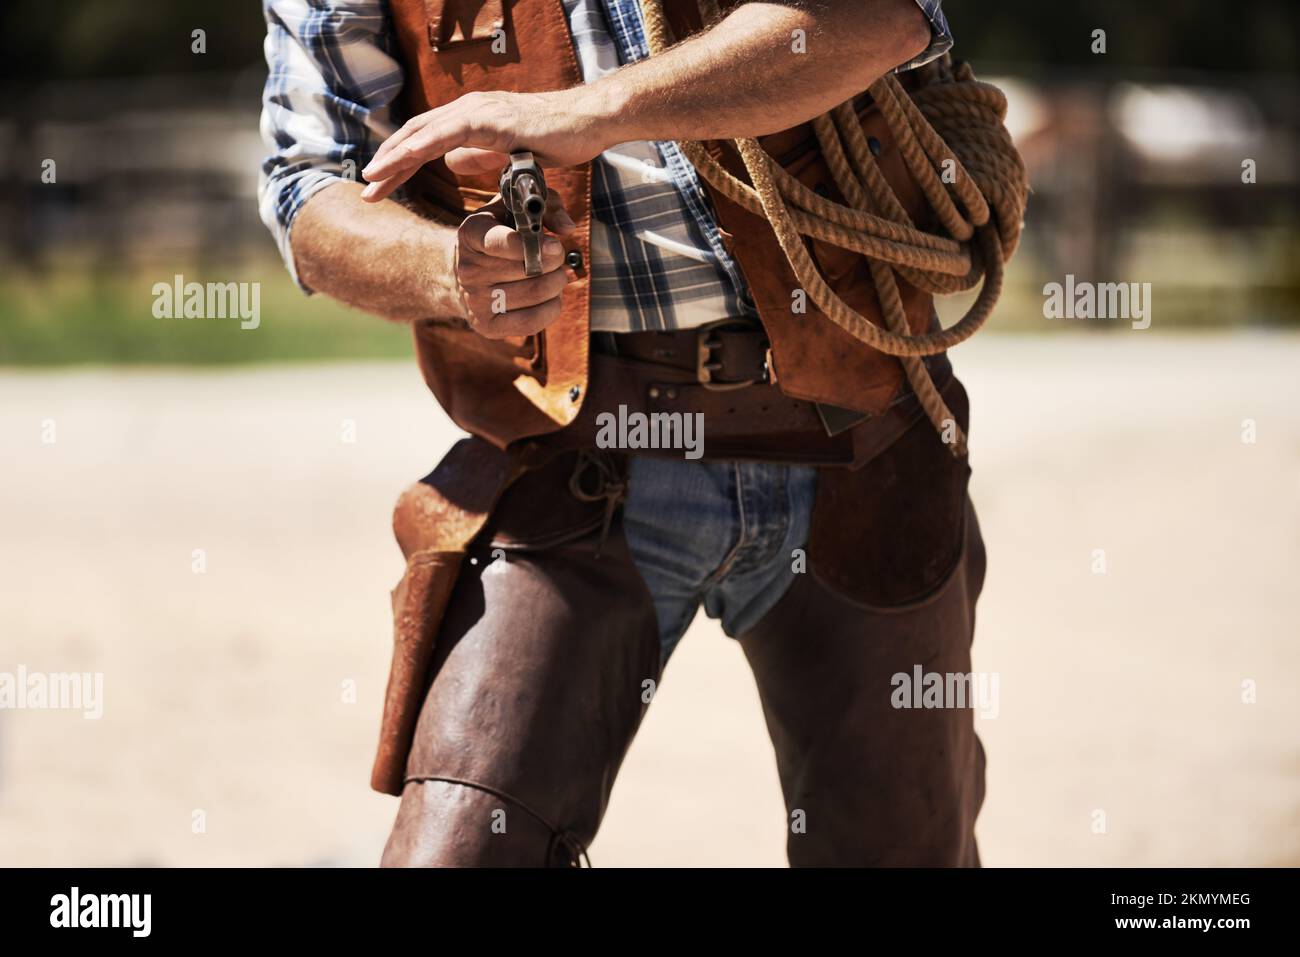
639, 0, 1029, 455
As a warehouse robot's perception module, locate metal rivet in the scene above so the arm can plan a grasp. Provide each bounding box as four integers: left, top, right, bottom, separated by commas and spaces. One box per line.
665, 388, 678, 400
648, 386, 661, 399
565, 250, 583, 269
867, 136, 883, 157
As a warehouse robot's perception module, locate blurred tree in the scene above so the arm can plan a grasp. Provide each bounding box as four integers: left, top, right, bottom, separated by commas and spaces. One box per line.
952, 0, 1298, 77
0, 0, 1295, 81
0, 1, 267, 79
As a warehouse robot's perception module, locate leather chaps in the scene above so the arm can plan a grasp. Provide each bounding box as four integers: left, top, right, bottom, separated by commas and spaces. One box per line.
378, 377, 986, 866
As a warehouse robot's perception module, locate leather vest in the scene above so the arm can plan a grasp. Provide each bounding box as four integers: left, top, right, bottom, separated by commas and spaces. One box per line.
390, 0, 936, 449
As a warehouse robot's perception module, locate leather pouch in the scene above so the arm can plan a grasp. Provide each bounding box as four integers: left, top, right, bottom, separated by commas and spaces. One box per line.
808, 376, 973, 608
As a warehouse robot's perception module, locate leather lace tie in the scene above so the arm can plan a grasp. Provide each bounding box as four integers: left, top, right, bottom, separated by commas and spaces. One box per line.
568, 449, 628, 558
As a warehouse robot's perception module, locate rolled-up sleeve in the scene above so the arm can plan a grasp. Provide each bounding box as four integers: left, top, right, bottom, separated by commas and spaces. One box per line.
897, 0, 954, 73
258, 0, 405, 290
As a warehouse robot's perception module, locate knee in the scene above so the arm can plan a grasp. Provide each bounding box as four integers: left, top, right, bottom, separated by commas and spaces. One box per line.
381, 781, 494, 867
381, 780, 566, 867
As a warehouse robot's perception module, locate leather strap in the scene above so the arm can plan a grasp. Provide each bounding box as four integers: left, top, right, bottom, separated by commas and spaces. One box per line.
404, 774, 591, 866
533, 344, 955, 469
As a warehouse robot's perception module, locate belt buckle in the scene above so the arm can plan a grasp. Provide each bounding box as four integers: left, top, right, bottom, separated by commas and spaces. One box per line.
695, 319, 765, 392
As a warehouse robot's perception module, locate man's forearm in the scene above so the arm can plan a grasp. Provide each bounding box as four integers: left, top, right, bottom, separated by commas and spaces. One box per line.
358, 1, 933, 202
589, 0, 931, 145
290, 181, 466, 322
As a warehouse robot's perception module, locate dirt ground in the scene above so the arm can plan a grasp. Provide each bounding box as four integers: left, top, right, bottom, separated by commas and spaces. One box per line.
1, 332, 1297, 867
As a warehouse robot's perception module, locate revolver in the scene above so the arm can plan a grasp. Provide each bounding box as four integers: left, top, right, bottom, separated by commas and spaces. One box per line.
498, 151, 549, 277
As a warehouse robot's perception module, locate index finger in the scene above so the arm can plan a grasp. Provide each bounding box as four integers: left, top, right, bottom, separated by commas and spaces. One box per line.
364, 114, 470, 184
462, 214, 524, 260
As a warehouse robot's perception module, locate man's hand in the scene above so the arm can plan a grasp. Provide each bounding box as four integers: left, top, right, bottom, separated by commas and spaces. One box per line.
360, 90, 616, 204
454, 189, 579, 338
286, 179, 575, 332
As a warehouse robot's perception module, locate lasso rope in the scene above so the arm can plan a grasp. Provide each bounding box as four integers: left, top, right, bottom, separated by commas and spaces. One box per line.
639, 0, 1029, 456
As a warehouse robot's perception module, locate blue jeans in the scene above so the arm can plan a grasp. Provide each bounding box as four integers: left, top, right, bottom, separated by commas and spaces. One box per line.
620, 456, 818, 664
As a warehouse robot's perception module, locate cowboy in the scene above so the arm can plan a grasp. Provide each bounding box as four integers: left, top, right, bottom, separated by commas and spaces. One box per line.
259, 0, 1024, 866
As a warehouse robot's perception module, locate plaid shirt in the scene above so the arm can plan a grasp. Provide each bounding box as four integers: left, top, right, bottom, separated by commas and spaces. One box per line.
259, 0, 953, 331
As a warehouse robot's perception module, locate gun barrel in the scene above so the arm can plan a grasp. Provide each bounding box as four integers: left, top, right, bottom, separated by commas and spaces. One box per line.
500, 152, 548, 277
514, 174, 545, 227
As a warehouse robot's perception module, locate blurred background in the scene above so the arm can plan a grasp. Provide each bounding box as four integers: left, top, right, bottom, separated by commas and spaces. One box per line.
0, 1, 1297, 866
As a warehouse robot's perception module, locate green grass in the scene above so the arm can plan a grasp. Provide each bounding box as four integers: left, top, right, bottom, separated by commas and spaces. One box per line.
1, 256, 1295, 366
0, 264, 414, 365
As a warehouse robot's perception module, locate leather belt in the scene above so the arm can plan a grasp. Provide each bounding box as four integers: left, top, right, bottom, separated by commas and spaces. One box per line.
590, 318, 772, 391
535, 321, 957, 469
